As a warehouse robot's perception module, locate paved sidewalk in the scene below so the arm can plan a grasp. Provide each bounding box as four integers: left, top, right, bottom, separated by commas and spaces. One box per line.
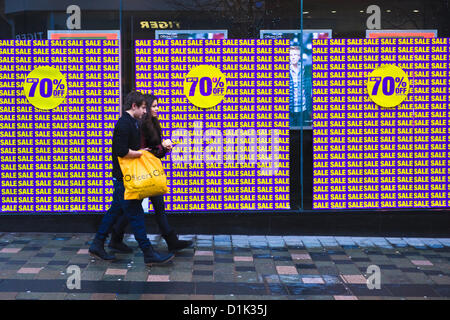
0, 233, 449, 300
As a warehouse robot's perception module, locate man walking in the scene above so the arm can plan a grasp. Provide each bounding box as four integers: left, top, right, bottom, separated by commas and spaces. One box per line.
89, 91, 174, 266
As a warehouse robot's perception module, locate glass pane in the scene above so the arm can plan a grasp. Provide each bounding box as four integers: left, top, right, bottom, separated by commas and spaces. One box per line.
125, 0, 302, 212
0, 0, 305, 214
0, 0, 121, 214
305, 0, 450, 211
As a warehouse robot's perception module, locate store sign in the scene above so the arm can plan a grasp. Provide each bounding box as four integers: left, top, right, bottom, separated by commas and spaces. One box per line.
366, 30, 437, 39
66, 5, 81, 30
15, 32, 45, 40
135, 39, 290, 211
47, 30, 120, 40
140, 21, 181, 29
366, 5, 381, 30
155, 30, 228, 40
312, 38, 449, 210
0, 40, 121, 213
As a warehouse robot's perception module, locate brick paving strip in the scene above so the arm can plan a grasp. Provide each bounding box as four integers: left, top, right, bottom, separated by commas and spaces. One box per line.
0, 234, 449, 299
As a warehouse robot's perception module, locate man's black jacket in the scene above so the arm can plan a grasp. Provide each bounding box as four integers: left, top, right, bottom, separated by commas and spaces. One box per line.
111, 111, 140, 181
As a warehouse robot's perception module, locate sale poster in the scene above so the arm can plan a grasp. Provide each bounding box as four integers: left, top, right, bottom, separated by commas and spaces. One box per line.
0, 39, 121, 213
47, 30, 120, 40
312, 38, 449, 210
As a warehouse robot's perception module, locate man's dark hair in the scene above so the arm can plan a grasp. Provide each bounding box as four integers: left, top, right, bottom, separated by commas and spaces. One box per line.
123, 91, 146, 111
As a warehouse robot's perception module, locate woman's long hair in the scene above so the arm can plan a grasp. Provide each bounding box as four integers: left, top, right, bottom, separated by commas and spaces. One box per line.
140, 93, 163, 147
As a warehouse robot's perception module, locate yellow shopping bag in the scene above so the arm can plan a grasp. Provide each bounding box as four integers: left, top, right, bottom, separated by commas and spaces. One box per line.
118, 150, 169, 200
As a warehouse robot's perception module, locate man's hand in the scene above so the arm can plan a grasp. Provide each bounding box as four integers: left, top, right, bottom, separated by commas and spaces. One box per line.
123, 149, 142, 158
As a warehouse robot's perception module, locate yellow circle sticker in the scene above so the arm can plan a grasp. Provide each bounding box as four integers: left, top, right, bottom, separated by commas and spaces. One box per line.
366, 64, 410, 108
23, 66, 67, 110
183, 65, 227, 109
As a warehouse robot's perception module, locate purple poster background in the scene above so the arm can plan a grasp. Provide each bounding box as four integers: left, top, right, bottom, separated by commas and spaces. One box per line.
0, 40, 120, 213
312, 38, 449, 210
135, 39, 290, 212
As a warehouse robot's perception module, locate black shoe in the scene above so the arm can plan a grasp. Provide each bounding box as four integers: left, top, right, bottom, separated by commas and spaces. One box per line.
162, 230, 194, 253
108, 233, 133, 254
143, 247, 174, 266
108, 240, 133, 254
89, 239, 116, 261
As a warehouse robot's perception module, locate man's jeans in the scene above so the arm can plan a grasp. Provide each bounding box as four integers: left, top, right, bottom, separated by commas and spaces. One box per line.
112, 194, 173, 239
94, 179, 152, 251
